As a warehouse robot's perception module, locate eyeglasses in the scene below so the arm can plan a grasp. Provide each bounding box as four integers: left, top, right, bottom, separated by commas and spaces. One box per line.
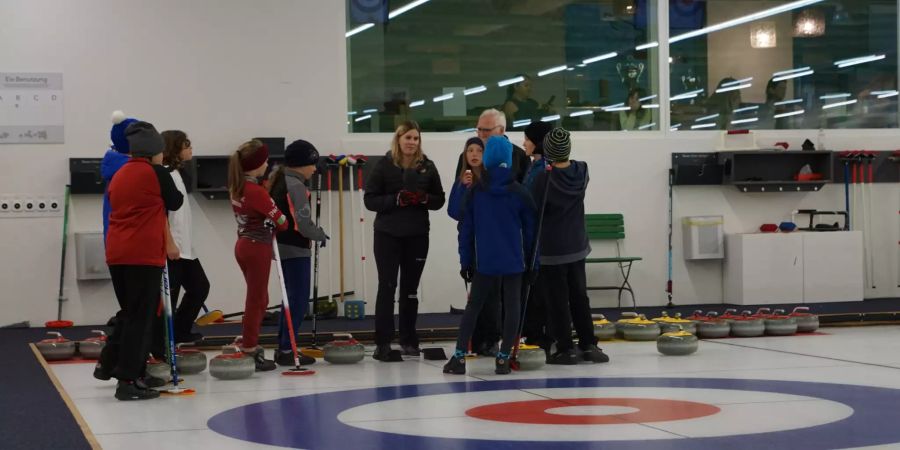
476, 125, 501, 133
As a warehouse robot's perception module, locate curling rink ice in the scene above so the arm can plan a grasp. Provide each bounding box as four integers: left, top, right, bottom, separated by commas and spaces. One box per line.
48, 325, 900, 450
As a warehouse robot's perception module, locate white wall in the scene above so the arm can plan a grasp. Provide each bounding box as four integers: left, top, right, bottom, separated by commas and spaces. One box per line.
1, 0, 898, 327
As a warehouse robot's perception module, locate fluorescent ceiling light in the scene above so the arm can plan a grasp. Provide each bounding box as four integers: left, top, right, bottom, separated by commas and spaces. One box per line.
835, 54, 886, 68
541, 115, 561, 122
389, 0, 431, 19
354, 115, 371, 122
691, 123, 717, 129
670, 0, 825, 43
871, 90, 898, 96
722, 77, 753, 87
775, 98, 803, 106
639, 94, 658, 102
463, 85, 487, 96
822, 99, 857, 109
670, 123, 682, 130
576, 63, 586, 68
696, 113, 720, 122
877, 91, 899, 99
643, 104, 660, 109
497, 76, 525, 87
513, 119, 532, 128
774, 109, 805, 118
635, 41, 659, 50
566, 68, 575, 71
456, 127, 476, 133
537, 65, 568, 77
773, 67, 811, 77
638, 123, 657, 130
733, 105, 760, 113
363, 108, 377, 114
569, 110, 593, 117
433, 93, 454, 102
819, 93, 851, 100
715, 83, 751, 93
670, 89, 704, 101
604, 106, 631, 112
347, 111, 357, 116
772, 70, 814, 82
409, 100, 425, 108
346, 23, 374, 38
582, 52, 617, 65
731, 117, 759, 125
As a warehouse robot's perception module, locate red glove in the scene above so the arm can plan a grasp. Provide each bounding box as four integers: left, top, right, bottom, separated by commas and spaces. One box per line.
413, 191, 428, 205
397, 190, 418, 206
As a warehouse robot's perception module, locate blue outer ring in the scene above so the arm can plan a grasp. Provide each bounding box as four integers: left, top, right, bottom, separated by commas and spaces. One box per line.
207, 377, 900, 449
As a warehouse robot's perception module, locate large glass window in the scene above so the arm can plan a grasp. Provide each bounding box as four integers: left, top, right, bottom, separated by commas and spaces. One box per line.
346, 0, 661, 132
668, 0, 898, 131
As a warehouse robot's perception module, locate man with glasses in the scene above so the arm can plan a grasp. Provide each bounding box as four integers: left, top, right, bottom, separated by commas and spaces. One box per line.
457, 108, 529, 183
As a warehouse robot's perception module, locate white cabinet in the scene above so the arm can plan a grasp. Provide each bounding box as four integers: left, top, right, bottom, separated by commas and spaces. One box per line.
724, 232, 864, 305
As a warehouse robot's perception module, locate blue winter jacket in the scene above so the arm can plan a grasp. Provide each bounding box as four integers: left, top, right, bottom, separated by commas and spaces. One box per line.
458, 166, 537, 276
101, 148, 129, 241
523, 157, 548, 190
447, 179, 467, 222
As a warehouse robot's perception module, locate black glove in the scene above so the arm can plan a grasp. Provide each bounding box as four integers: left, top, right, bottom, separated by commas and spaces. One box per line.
460, 266, 474, 283
318, 233, 330, 249
525, 269, 539, 286
264, 219, 275, 231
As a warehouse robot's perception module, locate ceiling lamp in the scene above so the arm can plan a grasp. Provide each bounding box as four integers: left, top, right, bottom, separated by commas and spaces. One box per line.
793, 8, 826, 37
750, 21, 777, 48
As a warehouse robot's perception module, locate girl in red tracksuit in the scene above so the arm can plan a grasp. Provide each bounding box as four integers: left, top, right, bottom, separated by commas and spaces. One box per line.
228, 139, 288, 371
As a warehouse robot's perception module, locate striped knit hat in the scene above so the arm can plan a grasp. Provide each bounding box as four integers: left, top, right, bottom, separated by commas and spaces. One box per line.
543, 127, 571, 162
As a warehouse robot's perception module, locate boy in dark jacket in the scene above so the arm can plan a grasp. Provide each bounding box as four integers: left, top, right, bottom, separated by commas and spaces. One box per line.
532, 128, 609, 365
444, 136, 536, 375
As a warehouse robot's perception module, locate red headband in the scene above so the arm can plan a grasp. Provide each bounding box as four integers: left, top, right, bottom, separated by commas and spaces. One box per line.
240, 144, 269, 171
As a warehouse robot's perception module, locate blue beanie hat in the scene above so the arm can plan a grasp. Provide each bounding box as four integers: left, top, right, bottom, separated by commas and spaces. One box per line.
110, 110, 138, 154
483, 135, 512, 169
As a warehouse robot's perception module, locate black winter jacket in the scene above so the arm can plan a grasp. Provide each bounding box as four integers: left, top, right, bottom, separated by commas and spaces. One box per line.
364, 152, 445, 237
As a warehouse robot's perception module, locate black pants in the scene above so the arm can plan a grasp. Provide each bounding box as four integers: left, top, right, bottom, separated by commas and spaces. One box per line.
373, 231, 428, 346
456, 273, 522, 356
522, 279, 548, 347
470, 282, 501, 351
538, 259, 597, 353
100, 265, 162, 381
150, 258, 210, 356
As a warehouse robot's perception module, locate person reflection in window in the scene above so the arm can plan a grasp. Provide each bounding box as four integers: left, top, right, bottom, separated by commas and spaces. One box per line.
705, 78, 744, 130
761, 78, 787, 129
616, 88, 652, 131
502, 74, 553, 124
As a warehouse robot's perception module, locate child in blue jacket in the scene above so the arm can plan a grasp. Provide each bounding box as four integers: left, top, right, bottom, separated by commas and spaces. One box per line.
444, 136, 537, 375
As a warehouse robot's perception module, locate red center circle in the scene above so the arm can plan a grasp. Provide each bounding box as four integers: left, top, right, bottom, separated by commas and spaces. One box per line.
466, 398, 720, 425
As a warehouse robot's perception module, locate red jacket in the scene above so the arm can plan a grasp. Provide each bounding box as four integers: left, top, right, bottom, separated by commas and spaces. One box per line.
231, 179, 288, 243
106, 159, 183, 266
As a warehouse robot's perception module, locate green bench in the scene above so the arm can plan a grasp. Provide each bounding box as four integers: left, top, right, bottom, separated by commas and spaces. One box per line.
585, 213, 642, 308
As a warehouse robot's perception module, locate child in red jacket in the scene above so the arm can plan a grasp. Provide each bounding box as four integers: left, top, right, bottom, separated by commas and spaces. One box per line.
101, 121, 183, 400
228, 139, 288, 371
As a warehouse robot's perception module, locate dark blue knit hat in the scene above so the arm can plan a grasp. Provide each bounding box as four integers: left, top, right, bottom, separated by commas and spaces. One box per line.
110, 110, 138, 154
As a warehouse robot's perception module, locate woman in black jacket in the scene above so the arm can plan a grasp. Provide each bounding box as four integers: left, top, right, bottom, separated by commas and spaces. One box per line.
364, 121, 445, 360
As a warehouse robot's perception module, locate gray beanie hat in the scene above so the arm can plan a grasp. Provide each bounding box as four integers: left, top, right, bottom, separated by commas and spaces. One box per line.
125, 121, 165, 158
543, 127, 571, 162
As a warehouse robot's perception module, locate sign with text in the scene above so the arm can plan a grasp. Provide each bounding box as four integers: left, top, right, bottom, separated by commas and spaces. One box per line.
0, 72, 64, 144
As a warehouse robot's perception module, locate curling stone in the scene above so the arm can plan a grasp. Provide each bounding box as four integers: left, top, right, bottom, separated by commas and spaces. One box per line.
77, 330, 107, 359
761, 309, 798, 336
620, 315, 661, 341
688, 311, 731, 339
657, 328, 699, 356
719, 308, 740, 324
652, 312, 697, 334
176, 345, 207, 374
146, 357, 171, 380
790, 306, 819, 333
515, 344, 546, 371
36, 331, 76, 361
209, 353, 255, 380
614, 312, 639, 338
728, 311, 765, 337
323, 337, 365, 364
592, 315, 617, 340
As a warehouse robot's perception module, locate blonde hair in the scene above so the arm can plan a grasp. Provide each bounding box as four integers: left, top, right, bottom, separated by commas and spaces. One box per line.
228, 139, 264, 199
390, 120, 424, 169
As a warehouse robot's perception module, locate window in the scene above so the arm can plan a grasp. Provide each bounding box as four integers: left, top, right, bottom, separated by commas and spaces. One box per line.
668, 0, 898, 131
346, 0, 661, 132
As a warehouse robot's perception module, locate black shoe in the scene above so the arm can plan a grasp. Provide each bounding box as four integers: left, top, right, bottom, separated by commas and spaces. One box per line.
136, 375, 167, 389
478, 342, 499, 357
174, 332, 203, 344
115, 381, 160, 401
401, 345, 421, 357
373, 345, 392, 361
244, 347, 276, 372
443, 355, 466, 375
580, 345, 610, 363
93, 362, 111, 381
547, 350, 578, 365
275, 350, 316, 367
495, 354, 511, 375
